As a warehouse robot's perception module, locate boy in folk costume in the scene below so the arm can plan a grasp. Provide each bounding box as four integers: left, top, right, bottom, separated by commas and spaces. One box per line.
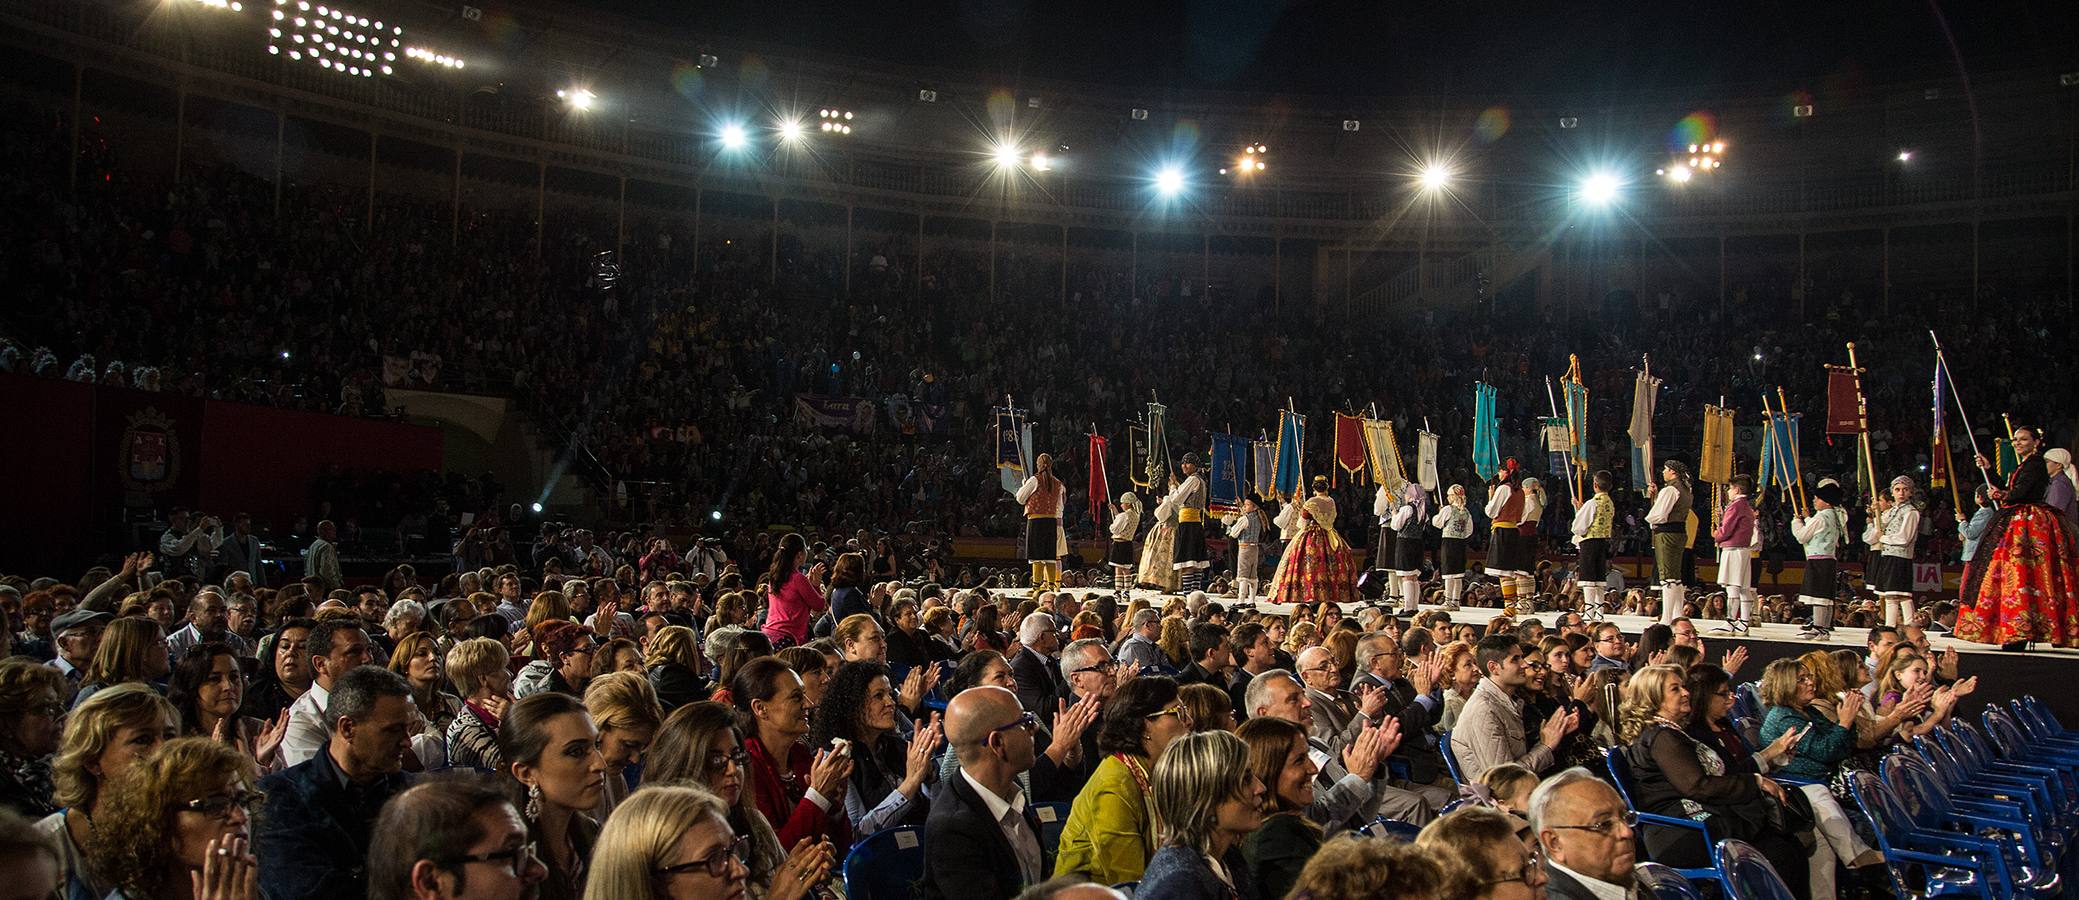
1372, 483, 1397, 577
1222, 494, 1265, 599
1864, 475, 1924, 627
1483, 459, 1533, 616
1644, 460, 1695, 626
1570, 470, 1617, 622
1430, 484, 1473, 612
1016, 452, 1066, 591
1516, 477, 1547, 609
1711, 474, 1760, 635
1389, 483, 1429, 615
1168, 453, 1213, 594
1792, 479, 1850, 638
1107, 491, 1144, 598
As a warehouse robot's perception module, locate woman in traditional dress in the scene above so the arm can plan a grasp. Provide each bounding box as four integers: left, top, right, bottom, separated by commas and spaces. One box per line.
1267, 476, 1360, 606
1955, 425, 2079, 650
1138, 482, 1181, 593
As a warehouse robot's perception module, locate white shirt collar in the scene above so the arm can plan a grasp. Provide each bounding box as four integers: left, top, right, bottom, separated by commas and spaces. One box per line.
1548, 860, 1632, 900
958, 766, 1026, 822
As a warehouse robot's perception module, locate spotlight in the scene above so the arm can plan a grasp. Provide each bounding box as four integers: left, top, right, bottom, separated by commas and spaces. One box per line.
719, 123, 747, 150
778, 118, 803, 141
280, 350, 292, 360
1154, 165, 1186, 197
710, 509, 723, 522
1667, 167, 1692, 183
1578, 171, 1621, 206
1418, 163, 1451, 191
1030, 151, 1052, 172
558, 88, 596, 111
992, 142, 1021, 168
531, 502, 545, 514
1896, 149, 1913, 163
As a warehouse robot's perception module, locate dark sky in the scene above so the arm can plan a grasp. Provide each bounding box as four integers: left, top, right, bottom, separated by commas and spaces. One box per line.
593, 0, 2075, 99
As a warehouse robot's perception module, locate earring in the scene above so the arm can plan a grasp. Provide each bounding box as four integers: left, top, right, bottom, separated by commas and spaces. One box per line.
525, 783, 542, 821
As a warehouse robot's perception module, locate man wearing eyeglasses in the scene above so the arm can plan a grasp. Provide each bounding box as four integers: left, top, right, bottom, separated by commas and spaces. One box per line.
366, 776, 546, 900
1246, 669, 1436, 829
1588, 624, 1630, 674
1529, 768, 1641, 900
924, 686, 1051, 900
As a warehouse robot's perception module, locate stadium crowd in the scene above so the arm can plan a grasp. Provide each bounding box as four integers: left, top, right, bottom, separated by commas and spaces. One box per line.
2, 98, 2076, 900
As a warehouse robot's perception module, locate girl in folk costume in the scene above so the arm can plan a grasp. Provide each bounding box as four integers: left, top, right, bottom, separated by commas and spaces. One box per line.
1431, 484, 1474, 611
1138, 487, 1181, 593
1221, 495, 1266, 599
1956, 426, 2079, 650
1372, 484, 1397, 578
1108, 492, 1144, 598
1644, 460, 1695, 626
1389, 483, 1430, 615
1792, 479, 1850, 638
1570, 470, 1617, 622
1017, 453, 1067, 591
1268, 476, 1360, 606
1863, 475, 1924, 628
1167, 454, 1214, 594
1517, 477, 1548, 607
1482, 459, 1533, 615
1712, 474, 1760, 635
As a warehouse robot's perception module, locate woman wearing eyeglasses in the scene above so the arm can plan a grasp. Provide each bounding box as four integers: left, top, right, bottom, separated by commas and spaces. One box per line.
644, 702, 834, 900
1618, 664, 1812, 899
1414, 805, 1546, 900
1053, 675, 1188, 885
1751, 660, 1887, 898
585, 785, 761, 900
0, 659, 66, 818
87, 736, 260, 900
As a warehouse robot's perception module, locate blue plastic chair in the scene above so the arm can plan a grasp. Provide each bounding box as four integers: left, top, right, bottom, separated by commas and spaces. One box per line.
1439, 730, 1466, 784
1602, 747, 1733, 896
1633, 862, 1708, 900
1883, 752, 2062, 895
1031, 800, 1070, 863
842, 826, 927, 900
1848, 769, 2014, 898
1357, 816, 1422, 842
1732, 682, 1761, 723
1717, 839, 1797, 900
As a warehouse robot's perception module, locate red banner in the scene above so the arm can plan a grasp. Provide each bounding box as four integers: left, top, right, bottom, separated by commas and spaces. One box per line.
1334, 413, 1367, 484
1824, 369, 1863, 434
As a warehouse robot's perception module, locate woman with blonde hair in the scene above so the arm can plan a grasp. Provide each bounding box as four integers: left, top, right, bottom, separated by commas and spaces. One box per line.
73, 617, 170, 710
86, 736, 260, 900
643, 702, 835, 900
1156, 617, 1190, 669
445, 637, 515, 771
389, 631, 462, 738
583, 672, 665, 819
1136, 730, 1264, 900
584, 783, 830, 900
1435, 641, 1479, 731
1618, 664, 1811, 896
1414, 806, 1539, 899
39, 684, 179, 899
644, 625, 707, 714
1281, 619, 1320, 658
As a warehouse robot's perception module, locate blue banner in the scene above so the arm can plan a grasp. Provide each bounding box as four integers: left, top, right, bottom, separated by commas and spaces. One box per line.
1274, 409, 1306, 500
1473, 382, 1500, 483
1759, 412, 1800, 493
995, 410, 1031, 495
1253, 440, 1276, 499
1209, 433, 1249, 513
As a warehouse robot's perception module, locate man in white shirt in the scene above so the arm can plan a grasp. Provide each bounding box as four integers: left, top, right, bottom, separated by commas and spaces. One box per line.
924, 686, 1047, 900
279, 618, 374, 767
1532, 768, 1642, 900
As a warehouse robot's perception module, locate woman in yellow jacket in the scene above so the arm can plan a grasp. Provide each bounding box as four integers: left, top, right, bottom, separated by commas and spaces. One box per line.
1052, 676, 1193, 885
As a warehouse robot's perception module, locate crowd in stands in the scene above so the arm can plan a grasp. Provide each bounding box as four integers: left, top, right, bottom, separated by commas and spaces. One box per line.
0, 518, 2053, 900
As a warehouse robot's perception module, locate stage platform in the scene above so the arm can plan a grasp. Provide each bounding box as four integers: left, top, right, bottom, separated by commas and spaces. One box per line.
986, 587, 2079, 729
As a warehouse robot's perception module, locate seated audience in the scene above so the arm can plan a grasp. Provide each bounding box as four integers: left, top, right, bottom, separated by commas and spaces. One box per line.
1282, 833, 1453, 900
808, 661, 943, 834
644, 701, 832, 900
924, 685, 1051, 900
0, 660, 69, 817
1415, 805, 1545, 899
582, 672, 665, 819
444, 637, 515, 772
256, 665, 415, 900
40, 684, 179, 898
731, 657, 853, 849
90, 736, 261, 899
365, 776, 547, 900
643, 625, 708, 713
1235, 716, 1324, 900
1529, 768, 1638, 900
499, 691, 608, 900
1053, 676, 1188, 885
585, 783, 830, 900
71, 617, 170, 710
1136, 730, 1263, 900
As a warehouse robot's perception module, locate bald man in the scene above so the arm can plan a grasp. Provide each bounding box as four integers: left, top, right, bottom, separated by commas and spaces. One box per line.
1532, 768, 1643, 900
924, 686, 1050, 900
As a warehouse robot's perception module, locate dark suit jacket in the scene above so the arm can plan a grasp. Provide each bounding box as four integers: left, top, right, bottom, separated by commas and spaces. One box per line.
921, 770, 1043, 900
1544, 862, 1642, 900
255, 746, 412, 900
1010, 647, 1061, 716
1356, 671, 1446, 784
